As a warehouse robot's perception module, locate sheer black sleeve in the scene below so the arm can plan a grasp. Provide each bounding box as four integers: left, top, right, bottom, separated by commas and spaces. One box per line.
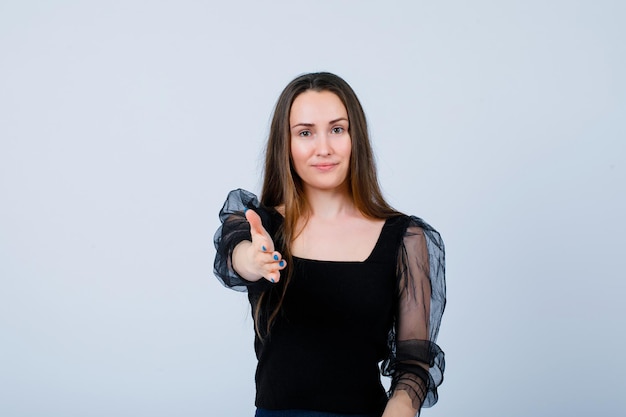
213, 188, 271, 292
382, 216, 446, 413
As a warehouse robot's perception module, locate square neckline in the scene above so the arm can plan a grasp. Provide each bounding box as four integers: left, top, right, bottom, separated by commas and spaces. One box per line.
289, 216, 395, 264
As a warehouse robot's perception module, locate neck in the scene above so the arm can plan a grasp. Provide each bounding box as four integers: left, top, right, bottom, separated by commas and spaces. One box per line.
302, 184, 356, 219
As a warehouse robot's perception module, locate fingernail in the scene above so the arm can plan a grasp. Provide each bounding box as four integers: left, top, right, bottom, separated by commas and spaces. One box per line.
262, 246, 267, 252
273, 254, 279, 261
270, 278, 275, 283
279, 260, 285, 267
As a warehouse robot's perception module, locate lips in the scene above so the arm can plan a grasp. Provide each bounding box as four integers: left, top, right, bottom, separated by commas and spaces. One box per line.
312, 163, 338, 171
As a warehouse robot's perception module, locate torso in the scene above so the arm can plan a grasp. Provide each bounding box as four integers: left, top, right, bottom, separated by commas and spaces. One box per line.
251, 212, 410, 414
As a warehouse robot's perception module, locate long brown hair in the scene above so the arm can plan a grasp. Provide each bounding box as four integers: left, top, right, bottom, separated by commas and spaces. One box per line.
254, 72, 399, 338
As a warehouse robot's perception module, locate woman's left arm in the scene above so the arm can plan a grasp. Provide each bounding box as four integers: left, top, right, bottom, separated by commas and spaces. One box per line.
382, 217, 446, 417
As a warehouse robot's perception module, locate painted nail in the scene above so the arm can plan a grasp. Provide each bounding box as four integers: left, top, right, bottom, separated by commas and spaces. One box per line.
273, 254, 279, 261
279, 260, 285, 267
270, 278, 275, 283
262, 246, 267, 252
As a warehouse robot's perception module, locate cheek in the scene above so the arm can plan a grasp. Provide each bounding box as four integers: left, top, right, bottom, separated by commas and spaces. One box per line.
289, 140, 307, 167
342, 137, 352, 158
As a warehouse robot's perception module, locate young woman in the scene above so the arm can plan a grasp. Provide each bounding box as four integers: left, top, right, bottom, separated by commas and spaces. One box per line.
214, 72, 446, 417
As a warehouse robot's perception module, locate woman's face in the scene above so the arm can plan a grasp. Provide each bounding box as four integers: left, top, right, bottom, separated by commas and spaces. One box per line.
289, 90, 351, 194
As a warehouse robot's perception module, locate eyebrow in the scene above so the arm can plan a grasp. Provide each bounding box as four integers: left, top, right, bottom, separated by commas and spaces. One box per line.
290, 118, 349, 130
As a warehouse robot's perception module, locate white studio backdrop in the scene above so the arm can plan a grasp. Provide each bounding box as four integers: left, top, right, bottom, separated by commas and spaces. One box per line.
1, 1, 624, 416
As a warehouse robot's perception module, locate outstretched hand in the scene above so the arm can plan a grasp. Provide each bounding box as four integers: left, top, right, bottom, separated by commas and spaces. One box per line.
241, 209, 286, 283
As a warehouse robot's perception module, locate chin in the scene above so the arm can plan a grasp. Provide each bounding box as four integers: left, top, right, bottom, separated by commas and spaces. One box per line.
307, 180, 350, 192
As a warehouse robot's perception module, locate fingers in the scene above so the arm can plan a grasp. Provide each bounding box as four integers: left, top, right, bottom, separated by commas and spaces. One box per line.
244, 208, 286, 283
245, 209, 267, 238
245, 208, 275, 255
264, 251, 287, 283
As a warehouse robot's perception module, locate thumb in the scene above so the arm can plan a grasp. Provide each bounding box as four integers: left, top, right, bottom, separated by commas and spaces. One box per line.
245, 209, 267, 237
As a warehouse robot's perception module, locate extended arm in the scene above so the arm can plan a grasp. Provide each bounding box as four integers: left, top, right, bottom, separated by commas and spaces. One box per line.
213, 189, 285, 289
231, 209, 286, 283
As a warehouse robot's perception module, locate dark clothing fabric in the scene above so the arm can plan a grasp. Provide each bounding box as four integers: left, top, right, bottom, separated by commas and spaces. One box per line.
252, 215, 405, 414
255, 408, 379, 417
214, 189, 446, 415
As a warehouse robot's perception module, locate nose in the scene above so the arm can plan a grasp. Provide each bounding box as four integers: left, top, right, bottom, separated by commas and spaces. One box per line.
315, 132, 331, 156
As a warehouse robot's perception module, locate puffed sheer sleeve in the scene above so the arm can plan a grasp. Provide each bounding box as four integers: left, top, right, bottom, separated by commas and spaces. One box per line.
213, 188, 271, 292
382, 216, 446, 413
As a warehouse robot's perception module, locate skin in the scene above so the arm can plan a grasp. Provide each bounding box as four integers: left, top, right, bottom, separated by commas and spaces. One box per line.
289, 90, 352, 196
231, 90, 419, 416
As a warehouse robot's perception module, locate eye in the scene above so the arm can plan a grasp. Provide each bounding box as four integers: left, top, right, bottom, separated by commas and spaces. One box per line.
299, 130, 312, 137
331, 126, 345, 134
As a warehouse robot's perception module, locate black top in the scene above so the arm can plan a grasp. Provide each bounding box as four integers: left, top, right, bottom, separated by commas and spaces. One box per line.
213, 189, 446, 415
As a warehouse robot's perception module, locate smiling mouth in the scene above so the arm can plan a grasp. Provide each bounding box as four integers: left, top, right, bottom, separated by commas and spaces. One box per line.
312, 163, 338, 170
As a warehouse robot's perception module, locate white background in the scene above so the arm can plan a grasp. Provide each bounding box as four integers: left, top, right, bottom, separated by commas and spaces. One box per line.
1, 1, 625, 416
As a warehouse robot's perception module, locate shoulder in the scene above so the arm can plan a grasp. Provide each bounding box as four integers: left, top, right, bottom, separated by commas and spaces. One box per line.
385, 214, 433, 234
391, 214, 445, 254
394, 214, 436, 232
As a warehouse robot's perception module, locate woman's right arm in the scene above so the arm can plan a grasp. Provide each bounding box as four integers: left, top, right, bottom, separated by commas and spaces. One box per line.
231, 209, 286, 283
213, 189, 285, 290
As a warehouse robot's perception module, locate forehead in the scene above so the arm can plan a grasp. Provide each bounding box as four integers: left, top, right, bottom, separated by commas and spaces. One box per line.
290, 90, 348, 123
